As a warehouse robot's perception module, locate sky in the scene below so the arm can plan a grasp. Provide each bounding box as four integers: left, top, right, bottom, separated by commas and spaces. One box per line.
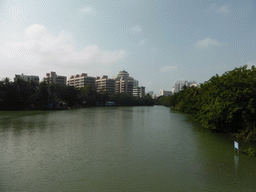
0, 0, 256, 94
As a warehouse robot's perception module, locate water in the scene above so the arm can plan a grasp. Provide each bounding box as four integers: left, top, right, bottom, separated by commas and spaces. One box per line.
0, 106, 256, 191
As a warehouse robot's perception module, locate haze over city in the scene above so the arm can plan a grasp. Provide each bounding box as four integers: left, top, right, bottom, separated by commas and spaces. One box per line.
0, 0, 255, 93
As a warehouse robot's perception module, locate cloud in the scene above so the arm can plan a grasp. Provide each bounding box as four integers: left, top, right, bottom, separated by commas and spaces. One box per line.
80, 5, 97, 15
160, 65, 177, 72
130, 25, 143, 34
0, 24, 127, 70
195, 38, 221, 48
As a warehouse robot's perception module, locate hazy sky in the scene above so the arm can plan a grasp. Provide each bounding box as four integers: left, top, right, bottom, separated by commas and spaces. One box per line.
0, 0, 255, 93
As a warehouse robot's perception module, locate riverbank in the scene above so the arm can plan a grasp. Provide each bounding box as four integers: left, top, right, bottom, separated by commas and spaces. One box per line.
0, 78, 154, 111
158, 65, 256, 142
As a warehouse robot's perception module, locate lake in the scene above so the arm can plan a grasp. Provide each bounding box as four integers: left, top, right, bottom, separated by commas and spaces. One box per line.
0, 106, 256, 191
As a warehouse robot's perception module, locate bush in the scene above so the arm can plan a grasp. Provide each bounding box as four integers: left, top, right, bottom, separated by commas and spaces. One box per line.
244, 146, 256, 156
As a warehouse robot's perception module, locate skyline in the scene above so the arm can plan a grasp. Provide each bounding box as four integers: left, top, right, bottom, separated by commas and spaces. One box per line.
0, 0, 255, 93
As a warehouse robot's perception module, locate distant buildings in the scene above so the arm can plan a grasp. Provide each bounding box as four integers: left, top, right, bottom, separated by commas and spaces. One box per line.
113, 70, 143, 96
11, 70, 146, 98
156, 80, 198, 98
113, 70, 136, 94
67, 70, 145, 97
133, 79, 139, 88
67, 70, 146, 98
174, 80, 187, 93
133, 86, 145, 98
96, 75, 116, 95
188, 81, 198, 87
115, 77, 134, 94
159, 90, 172, 96
14, 74, 39, 83
68, 73, 96, 89
147, 91, 158, 99
43, 72, 67, 85
174, 80, 198, 93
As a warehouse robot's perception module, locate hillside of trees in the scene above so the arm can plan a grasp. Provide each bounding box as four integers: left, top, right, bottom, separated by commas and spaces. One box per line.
158, 65, 256, 142
0, 78, 154, 110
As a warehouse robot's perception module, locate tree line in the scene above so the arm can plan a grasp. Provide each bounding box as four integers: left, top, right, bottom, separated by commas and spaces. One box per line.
0, 78, 154, 110
158, 65, 256, 142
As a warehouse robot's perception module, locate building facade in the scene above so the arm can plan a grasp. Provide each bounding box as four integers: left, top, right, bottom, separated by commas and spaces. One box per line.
113, 70, 137, 95
133, 86, 145, 98
96, 75, 116, 95
174, 80, 198, 93
174, 80, 188, 93
14, 74, 39, 83
116, 77, 134, 94
159, 90, 173, 96
43, 72, 66, 85
68, 73, 96, 89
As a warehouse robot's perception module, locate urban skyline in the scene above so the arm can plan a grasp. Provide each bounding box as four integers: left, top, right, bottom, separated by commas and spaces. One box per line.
13, 70, 146, 98
11, 70, 198, 96
0, 0, 255, 93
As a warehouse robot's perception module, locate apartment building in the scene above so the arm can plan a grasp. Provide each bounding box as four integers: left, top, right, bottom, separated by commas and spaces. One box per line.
43, 72, 67, 85
115, 77, 134, 94
133, 86, 145, 98
14, 74, 39, 83
113, 70, 137, 95
67, 73, 96, 89
159, 90, 173, 96
96, 75, 116, 95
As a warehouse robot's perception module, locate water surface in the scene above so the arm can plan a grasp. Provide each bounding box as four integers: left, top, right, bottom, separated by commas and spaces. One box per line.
0, 106, 255, 191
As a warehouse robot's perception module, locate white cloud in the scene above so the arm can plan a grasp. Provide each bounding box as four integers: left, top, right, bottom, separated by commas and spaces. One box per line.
80, 5, 97, 15
0, 24, 127, 70
131, 25, 143, 34
195, 38, 221, 48
160, 65, 177, 72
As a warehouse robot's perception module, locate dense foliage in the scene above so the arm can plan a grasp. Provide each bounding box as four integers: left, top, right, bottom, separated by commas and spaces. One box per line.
244, 146, 256, 156
158, 65, 256, 141
0, 78, 154, 110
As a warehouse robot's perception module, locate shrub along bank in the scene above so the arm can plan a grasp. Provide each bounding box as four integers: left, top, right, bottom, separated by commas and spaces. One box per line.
158, 65, 256, 142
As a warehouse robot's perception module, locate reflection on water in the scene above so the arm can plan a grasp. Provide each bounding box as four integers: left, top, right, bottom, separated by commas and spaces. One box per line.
0, 106, 256, 191
234, 154, 239, 171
